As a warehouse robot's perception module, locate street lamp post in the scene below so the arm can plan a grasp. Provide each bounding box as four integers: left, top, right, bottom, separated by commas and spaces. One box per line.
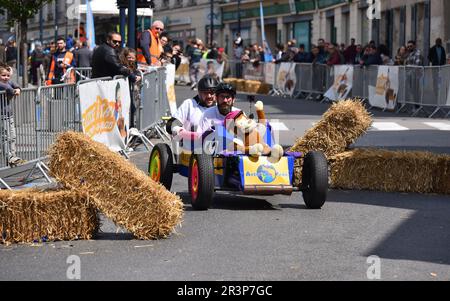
128, 0, 137, 48
120, 7, 126, 48
210, 0, 214, 46
237, 0, 241, 36
39, 8, 43, 43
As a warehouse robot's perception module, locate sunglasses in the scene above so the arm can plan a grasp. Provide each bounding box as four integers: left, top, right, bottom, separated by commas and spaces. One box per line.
218, 94, 234, 100
155, 27, 164, 31
112, 40, 121, 45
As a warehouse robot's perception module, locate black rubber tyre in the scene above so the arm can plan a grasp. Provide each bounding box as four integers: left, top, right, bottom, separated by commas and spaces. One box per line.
301, 151, 328, 209
148, 143, 174, 190
189, 154, 215, 210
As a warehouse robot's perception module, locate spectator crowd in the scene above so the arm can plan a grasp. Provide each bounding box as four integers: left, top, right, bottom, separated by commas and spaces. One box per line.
231, 35, 448, 68
1, 19, 450, 167
0, 19, 232, 134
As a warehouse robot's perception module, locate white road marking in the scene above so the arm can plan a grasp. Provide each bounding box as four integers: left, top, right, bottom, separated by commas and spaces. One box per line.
423, 122, 450, 131
370, 122, 409, 131
269, 122, 289, 131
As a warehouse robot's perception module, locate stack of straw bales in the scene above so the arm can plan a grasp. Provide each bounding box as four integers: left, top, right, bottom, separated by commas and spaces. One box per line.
223, 78, 271, 95
223, 78, 237, 90
236, 79, 246, 92
329, 149, 450, 194
243, 80, 272, 95
1, 189, 98, 244
288, 98, 450, 195
257, 83, 272, 95
244, 80, 261, 94
49, 131, 184, 240
290, 99, 372, 185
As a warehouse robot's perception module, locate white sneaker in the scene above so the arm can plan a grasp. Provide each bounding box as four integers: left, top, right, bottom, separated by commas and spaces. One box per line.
8, 156, 25, 167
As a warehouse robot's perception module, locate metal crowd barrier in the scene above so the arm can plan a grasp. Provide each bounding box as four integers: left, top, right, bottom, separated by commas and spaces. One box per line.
69, 67, 92, 81
1, 89, 38, 169
1, 66, 172, 188
35, 83, 78, 158
140, 69, 159, 131
139, 67, 171, 131
437, 66, 450, 118
270, 63, 282, 96
227, 60, 244, 79
228, 61, 450, 118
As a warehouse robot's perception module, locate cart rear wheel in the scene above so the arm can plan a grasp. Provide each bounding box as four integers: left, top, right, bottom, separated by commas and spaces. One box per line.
301, 151, 328, 209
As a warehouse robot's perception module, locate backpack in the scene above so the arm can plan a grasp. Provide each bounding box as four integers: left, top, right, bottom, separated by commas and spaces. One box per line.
137, 30, 152, 49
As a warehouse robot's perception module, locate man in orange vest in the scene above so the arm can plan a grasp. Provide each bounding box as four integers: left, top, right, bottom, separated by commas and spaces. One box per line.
46, 37, 75, 85
137, 20, 164, 67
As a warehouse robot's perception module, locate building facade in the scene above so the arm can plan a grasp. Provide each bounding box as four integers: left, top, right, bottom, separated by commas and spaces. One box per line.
0, 12, 11, 44
309, 0, 450, 62
26, 1, 78, 43
216, 0, 450, 60
25, 0, 153, 46
153, 0, 223, 49
220, 0, 310, 53
6, 0, 447, 61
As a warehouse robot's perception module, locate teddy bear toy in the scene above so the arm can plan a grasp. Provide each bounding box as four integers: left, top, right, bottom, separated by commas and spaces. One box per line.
224, 101, 284, 161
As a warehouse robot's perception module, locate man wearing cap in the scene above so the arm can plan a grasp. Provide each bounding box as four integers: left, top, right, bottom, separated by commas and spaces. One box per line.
169, 75, 220, 140
197, 82, 241, 135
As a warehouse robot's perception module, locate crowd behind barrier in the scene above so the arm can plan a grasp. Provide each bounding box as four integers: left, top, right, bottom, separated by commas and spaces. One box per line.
227, 60, 450, 118
0, 66, 171, 170
2, 60, 450, 170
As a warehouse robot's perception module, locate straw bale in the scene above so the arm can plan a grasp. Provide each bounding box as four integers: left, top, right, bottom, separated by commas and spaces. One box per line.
257, 83, 271, 95
48, 131, 184, 240
329, 148, 450, 194
236, 79, 246, 92
290, 99, 373, 158
244, 80, 261, 94
0, 189, 98, 244
223, 78, 237, 90
434, 156, 450, 195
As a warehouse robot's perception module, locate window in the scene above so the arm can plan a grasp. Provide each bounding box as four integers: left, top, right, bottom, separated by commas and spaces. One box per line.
342, 12, 350, 44
294, 21, 311, 51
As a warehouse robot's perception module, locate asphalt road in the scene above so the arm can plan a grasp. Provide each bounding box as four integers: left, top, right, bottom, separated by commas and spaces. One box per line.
1, 86, 449, 281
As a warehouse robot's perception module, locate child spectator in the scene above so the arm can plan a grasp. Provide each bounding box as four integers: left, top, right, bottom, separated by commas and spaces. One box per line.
0, 63, 24, 166
119, 48, 141, 128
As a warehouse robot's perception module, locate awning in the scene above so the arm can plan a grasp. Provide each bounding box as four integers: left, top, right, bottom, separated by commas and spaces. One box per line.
78, 0, 153, 16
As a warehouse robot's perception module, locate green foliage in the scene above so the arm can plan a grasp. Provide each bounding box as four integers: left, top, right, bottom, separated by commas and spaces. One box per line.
0, 0, 54, 25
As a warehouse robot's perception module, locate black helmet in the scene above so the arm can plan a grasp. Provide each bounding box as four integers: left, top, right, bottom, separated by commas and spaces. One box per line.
215, 82, 236, 96
197, 75, 219, 92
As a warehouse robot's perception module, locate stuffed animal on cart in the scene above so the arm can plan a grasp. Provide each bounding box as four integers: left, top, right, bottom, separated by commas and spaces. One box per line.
224, 101, 284, 160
